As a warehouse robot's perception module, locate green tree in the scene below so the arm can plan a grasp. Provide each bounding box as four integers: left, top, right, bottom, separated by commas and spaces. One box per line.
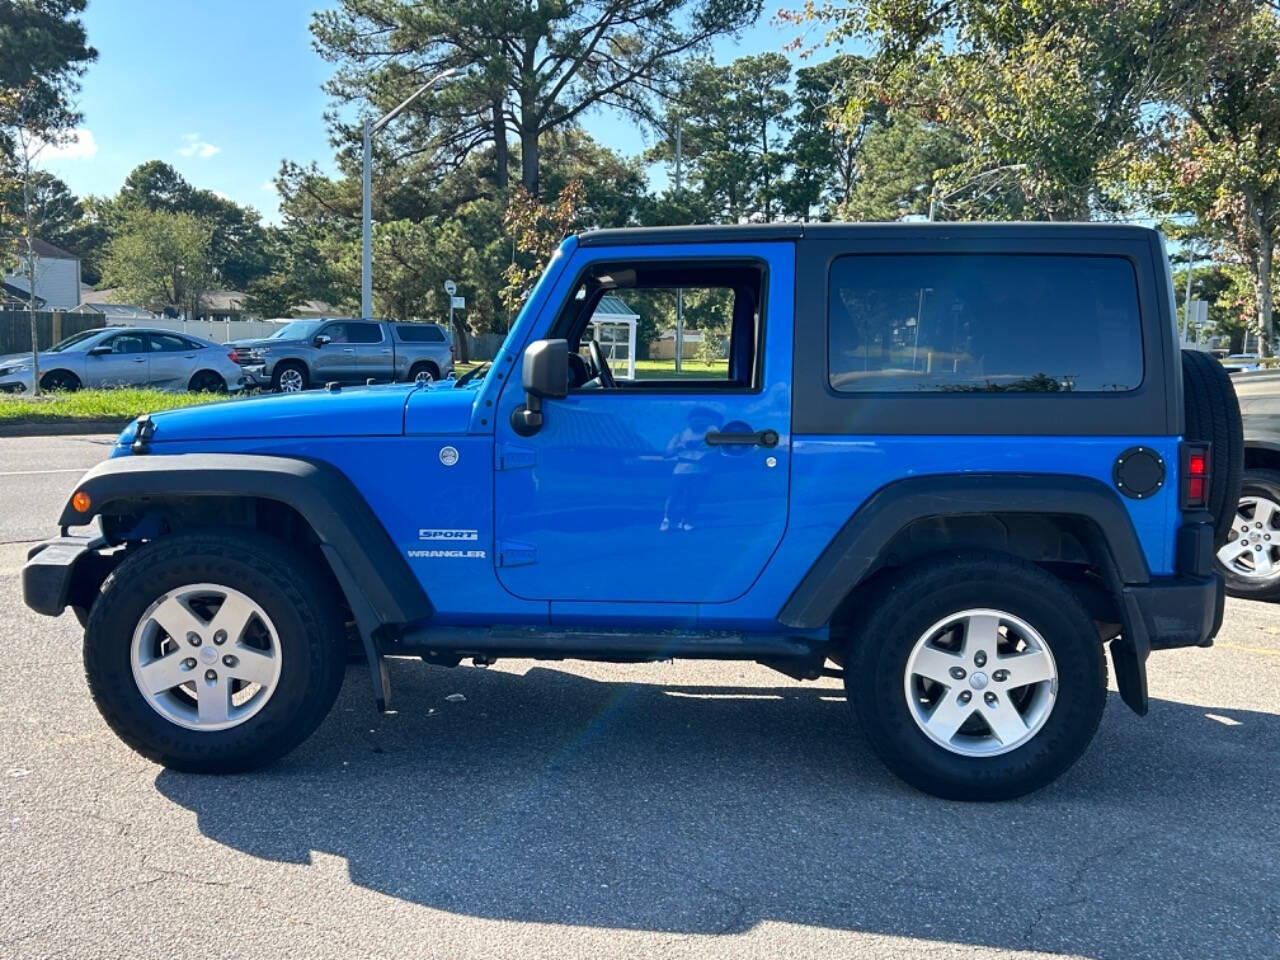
782, 54, 879, 219
843, 112, 965, 221
101, 207, 214, 317
788, 0, 1251, 219
1125, 11, 1280, 354
0, 0, 96, 159
111, 161, 271, 290
650, 53, 793, 222
311, 0, 762, 197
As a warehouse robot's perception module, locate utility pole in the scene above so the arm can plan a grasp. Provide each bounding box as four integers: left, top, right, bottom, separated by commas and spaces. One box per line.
674, 118, 684, 373
361, 116, 373, 319
361, 66, 465, 321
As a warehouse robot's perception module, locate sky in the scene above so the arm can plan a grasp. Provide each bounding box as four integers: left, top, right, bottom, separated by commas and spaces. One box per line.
39, 1, 825, 224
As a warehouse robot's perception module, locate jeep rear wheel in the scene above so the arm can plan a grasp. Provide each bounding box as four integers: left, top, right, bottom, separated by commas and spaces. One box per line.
84, 531, 346, 772
848, 554, 1106, 801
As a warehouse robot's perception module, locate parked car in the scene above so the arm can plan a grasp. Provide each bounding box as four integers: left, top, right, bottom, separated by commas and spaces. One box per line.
23, 223, 1237, 801
230, 318, 454, 392
1217, 369, 1280, 599
1221, 353, 1262, 373
0, 327, 248, 394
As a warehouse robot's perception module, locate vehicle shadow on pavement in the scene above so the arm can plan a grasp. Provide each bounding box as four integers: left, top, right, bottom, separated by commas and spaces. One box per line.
156, 661, 1279, 956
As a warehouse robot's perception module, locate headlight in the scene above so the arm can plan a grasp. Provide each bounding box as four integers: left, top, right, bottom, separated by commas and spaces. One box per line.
0, 364, 30, 376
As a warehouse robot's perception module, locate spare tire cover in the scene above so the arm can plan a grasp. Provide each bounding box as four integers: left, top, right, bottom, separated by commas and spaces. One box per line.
1181, 349, 1244, 546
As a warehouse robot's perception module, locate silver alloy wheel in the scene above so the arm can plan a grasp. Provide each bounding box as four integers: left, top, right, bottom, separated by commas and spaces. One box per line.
277, 367, 305, 392
1217, 495, 1280, 581
903, 608, 1058, 758
130, 583, 283, 732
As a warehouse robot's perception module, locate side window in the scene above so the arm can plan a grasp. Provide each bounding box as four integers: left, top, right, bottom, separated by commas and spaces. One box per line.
346, 322, 384, 344
108, 333, 146, 354
396, 324, 446, 343
556, 262, 765, 389
320, 323, 348, 343
148, 333, 193, 352
828, 254, 1144, 393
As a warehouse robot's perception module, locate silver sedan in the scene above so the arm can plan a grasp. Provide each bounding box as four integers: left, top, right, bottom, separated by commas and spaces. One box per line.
0, 327, 249, 393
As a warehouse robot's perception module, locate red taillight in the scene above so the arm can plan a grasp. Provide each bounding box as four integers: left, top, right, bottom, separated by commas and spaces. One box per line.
1181, 443, 1211, 510
228, 348, 240, 364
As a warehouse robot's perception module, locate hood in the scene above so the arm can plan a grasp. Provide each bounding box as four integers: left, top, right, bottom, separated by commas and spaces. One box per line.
116, 380, 479, 446
119, 383, 418, 445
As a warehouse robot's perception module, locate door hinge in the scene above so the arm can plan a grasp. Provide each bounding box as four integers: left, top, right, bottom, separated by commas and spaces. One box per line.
496, 443, 536, 471
498, 541, 536, 567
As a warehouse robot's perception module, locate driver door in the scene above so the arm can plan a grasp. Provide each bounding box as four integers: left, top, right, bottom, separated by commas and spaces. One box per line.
312, 321, 353, 382
85, 332, 148, 387
492, 243, 795, 606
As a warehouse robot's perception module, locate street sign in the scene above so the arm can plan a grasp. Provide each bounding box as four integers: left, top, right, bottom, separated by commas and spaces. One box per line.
451, 296, 465, 310
444, 280, 456, 296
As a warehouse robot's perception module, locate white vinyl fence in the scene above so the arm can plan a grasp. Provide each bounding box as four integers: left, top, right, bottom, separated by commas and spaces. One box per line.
107, 317, 286, 342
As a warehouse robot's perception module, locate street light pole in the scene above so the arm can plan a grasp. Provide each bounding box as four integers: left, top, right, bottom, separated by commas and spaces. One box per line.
361, 66, 464, 320
362, 117, 373, 320
674, 119, 684, 373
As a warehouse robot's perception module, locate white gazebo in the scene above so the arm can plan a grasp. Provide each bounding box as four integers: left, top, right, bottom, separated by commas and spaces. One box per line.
588, 294, 638, 380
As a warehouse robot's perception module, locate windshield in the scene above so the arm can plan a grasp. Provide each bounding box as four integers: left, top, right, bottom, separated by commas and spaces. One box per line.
270, 320, 323, 340
47, 329, 104, 353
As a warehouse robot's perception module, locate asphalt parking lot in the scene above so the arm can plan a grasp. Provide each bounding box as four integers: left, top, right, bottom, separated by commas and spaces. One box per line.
1, 434, 1277, 959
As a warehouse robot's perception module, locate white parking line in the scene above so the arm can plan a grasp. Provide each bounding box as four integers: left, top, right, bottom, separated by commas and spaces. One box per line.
0, 468, 89, 477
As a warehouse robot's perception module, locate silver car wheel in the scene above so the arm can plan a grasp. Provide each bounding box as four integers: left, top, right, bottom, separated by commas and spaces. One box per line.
277, 368, 305, 392
130, 583, 283, 732
903, 608, 1058, 758
1217, 496, 1280, 581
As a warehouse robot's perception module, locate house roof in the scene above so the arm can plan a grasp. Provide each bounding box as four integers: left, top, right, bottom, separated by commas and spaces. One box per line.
200, 289, 248, 312
28, 237, 79, 260
2, 282, 45, 307
73, 303, 156, 320
594, 294, 638, 320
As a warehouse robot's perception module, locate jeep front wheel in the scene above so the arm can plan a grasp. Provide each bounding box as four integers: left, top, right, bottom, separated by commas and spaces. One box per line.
848, 554, 1106, 801
83, 531, 346, 772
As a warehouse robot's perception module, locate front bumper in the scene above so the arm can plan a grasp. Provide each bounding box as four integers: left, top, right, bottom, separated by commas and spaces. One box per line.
239, 363, 267, 388
22, 535, 118, 622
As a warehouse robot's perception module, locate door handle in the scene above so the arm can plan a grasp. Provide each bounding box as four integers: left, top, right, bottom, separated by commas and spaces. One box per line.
342, 348, 355, 353
705, 428, 779, 448
132, 357, 146, 363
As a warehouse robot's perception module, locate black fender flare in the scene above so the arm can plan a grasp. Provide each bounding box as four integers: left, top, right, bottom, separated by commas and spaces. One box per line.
778, 473, 1151, 631
60, 453, 433, 632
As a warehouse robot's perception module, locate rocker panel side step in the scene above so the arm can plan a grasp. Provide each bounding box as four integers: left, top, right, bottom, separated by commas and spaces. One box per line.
383, 625, 824, 662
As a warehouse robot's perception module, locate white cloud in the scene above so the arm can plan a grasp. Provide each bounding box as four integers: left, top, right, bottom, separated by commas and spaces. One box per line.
177, 132, 221, 159
39, 128, 98, 160
260, 180, 277, 193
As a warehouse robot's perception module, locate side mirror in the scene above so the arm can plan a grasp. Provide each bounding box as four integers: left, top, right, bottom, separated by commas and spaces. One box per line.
87, 345, 111, 356
511, 339, 568, 436
313, 334, 331, 347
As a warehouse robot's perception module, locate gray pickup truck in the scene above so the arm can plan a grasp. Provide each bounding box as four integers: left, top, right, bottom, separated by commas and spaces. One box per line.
233, 318, 454, 392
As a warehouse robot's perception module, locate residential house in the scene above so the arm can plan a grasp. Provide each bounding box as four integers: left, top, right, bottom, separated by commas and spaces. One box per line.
3, 238, 82, 310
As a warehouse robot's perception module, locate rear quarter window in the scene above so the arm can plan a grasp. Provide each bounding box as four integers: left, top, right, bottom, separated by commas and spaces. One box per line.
828, 254, 1144, 393
396, 324, 446, 343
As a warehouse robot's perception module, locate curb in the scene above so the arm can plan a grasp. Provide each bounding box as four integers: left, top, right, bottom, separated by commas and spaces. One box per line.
0, 419, 128, 438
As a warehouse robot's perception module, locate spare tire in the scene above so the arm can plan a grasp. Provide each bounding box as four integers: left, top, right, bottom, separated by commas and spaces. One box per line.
1182, 349, 1244, 546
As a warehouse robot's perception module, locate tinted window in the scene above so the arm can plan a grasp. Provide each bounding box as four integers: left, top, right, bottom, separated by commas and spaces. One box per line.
396, 324, 446, 343
149, 333, 197, 352
344, 322, 383, 344
828, 254, 1143, 393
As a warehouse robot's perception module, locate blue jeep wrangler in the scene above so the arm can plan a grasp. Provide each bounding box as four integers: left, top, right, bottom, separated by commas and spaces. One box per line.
22, 223, 1240, 800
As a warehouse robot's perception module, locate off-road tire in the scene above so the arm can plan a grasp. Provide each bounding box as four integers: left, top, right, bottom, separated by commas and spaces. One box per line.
847, 553, 1107, 801
1182, 349, 1244, 546
84, 530, 346, 772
